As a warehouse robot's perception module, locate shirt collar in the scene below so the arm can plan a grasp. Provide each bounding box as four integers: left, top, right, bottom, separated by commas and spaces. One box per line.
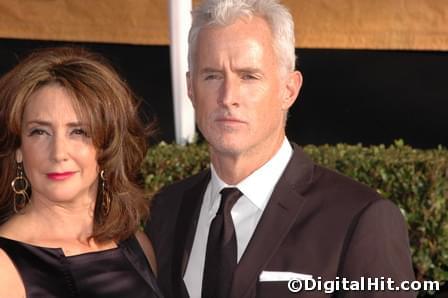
209, 137, 293, 212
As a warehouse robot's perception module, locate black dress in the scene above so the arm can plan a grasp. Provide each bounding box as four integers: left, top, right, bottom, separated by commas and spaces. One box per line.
0, 235, 163, 298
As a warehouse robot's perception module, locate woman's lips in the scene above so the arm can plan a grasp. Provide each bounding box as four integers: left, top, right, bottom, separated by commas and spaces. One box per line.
46, 172, 76, 181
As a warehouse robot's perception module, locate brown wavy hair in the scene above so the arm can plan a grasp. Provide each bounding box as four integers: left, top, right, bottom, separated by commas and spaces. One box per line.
0, 47, 152, 242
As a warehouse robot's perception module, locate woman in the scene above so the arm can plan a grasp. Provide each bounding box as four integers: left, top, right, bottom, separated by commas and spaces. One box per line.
0, 47, 162, 297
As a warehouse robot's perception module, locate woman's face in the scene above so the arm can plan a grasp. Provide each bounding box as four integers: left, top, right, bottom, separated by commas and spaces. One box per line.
16, 84, 99, 207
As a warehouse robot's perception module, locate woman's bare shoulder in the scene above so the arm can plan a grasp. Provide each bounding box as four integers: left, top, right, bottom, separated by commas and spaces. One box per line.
0, 217, 27, 297
0, 247, 26, 297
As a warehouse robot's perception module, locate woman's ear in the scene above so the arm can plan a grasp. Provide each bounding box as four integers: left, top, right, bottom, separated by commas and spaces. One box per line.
15, 149, 23, 163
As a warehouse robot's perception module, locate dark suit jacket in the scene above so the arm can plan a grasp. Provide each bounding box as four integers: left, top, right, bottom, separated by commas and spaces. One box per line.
146, 144, 416, 298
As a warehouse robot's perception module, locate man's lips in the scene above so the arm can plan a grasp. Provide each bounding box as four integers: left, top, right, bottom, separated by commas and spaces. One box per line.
215, 117, 246, 124
46, 172, 76, 180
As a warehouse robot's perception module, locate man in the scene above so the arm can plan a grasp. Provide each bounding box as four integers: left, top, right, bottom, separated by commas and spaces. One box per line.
146, 0, 416, 297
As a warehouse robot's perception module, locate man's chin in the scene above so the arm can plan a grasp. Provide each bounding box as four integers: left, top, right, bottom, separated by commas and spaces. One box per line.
209, 141, 245, 157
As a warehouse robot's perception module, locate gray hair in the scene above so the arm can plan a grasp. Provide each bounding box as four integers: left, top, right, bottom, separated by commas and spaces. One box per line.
188, 0, 296, 74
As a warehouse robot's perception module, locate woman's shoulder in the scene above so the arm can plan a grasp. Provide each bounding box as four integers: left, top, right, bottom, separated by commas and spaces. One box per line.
0, 244, 26, 297
0, 218, 30, 297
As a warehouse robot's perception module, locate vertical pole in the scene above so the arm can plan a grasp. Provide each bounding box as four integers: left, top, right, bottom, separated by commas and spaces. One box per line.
169, 0, 195, 144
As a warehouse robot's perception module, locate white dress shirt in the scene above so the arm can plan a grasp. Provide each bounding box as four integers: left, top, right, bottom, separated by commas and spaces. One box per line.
184, 138, 293, 298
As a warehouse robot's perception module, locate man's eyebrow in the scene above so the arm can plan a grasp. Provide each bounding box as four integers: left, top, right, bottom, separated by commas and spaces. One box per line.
199, 67, 222, 74
199, 67, 263, 74
236, 67, 263, 73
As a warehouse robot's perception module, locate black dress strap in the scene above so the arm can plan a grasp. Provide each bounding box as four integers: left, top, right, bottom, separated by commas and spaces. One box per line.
119, 235, 164, 298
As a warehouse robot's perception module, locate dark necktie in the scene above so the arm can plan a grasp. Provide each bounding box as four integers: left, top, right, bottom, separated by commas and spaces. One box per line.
202, 187, 243, 298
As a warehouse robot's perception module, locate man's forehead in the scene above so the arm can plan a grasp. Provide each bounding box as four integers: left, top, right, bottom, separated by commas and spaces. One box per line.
191, 15, 279, 72
196, 19, 273, 52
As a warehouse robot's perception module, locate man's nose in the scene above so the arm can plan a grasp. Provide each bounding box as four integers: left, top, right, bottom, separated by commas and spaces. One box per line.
219, 76, 240, 107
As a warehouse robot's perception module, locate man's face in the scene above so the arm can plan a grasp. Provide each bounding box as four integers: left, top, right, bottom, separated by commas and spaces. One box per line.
188, 16, 301, 159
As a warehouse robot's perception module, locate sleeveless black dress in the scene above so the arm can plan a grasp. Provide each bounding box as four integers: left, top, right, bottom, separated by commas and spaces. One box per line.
0, 235, 163, 298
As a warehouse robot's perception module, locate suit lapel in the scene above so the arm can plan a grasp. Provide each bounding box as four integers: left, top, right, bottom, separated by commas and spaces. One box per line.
230, 144, 315, 298
171, 170, 211, 298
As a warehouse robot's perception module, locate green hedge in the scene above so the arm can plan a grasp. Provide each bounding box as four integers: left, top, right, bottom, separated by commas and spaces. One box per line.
142, 141, 448, 295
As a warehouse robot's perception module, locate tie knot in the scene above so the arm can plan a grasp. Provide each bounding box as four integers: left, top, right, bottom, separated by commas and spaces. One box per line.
217, 187, 242, 215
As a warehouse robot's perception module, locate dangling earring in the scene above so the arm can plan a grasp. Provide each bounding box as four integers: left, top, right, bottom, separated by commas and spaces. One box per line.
100, 170, 111, 216
11, 162, 30, 213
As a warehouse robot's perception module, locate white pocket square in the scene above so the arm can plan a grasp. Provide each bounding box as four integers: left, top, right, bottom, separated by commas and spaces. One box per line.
259, 271, 313, 282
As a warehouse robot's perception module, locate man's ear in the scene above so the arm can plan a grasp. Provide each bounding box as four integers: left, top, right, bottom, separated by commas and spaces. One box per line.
281, 70, 303, 111
15, 149, 23, 163
186, 71, 195, 108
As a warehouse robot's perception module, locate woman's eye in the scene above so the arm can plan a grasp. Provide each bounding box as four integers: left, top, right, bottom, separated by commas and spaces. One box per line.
73, 129, 84, 135
72, 128, 88, 136
29, 129, 47, 136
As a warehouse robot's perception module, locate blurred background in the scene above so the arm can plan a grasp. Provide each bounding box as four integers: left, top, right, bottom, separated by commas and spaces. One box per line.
0, 0, 447, 148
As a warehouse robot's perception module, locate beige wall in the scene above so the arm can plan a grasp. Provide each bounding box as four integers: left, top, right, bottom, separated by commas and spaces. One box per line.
0, 0, 447, 50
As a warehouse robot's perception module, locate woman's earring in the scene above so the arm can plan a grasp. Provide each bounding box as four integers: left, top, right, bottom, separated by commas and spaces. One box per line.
11, 162, 30, 213
100, 170, 111, 216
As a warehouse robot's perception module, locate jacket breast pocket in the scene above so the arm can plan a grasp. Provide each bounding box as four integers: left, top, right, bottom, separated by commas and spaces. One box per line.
256, 280, 300, 297
256, 281, 328, 298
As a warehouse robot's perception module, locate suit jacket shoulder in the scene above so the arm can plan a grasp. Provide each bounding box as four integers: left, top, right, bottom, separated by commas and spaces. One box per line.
146, 168, 210, 249
310, 162, 384, 215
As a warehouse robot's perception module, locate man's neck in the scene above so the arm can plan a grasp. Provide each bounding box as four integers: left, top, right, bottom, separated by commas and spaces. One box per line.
210, 135, 286, 185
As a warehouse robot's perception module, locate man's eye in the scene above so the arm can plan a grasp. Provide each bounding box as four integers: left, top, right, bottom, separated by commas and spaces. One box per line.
242, 74, 257, 80
204, 74, 221, 80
